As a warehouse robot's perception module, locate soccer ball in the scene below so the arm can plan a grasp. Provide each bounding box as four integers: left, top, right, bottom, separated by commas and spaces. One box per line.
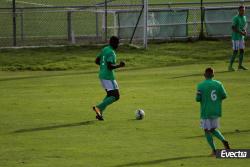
135, 109, 145, 120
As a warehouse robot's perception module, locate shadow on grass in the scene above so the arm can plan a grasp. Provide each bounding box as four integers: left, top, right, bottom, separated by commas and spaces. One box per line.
0, 71, 97, 82
0, 68, 234, 82
185, 129, 250, 139
169, 70, 230, 79
13, 120, 95, 133
127, 119, 142, 121
113, 155, 209, 167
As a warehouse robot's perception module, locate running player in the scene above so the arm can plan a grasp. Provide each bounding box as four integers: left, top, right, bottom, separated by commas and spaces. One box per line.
93, 36, 125, 121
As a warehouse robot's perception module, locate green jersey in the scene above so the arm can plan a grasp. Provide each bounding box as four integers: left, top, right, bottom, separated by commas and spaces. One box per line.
196, 79, 227, 119
97, 45, 116, 80
232, 15, 247, 40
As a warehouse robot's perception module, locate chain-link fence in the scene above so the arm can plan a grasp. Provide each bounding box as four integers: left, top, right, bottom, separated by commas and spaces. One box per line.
0, 0, 250, 48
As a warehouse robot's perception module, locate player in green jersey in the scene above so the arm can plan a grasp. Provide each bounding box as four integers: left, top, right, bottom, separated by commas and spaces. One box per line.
93, 36, 125, 121
229, 5, 248, 71
196, 68, 230, 156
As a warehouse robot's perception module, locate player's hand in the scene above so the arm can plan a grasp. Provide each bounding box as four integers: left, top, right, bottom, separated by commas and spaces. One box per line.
119, 61, 125, 67
244, 30, 247, 36
241, 30, 247, 36
197, 90, 202, 95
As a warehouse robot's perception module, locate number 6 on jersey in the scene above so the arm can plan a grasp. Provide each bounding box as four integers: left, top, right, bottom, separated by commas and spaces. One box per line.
211, 90, 217, 101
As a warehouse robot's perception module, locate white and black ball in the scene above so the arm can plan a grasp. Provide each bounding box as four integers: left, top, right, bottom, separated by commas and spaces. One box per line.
135, 109, 145, 120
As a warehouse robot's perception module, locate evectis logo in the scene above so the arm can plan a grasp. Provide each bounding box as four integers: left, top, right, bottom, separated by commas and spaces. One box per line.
216, 149, 250, 158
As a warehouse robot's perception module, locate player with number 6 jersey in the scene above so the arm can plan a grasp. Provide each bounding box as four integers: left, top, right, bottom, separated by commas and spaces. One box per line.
196, 68, 230, 156
196, 72, 227, 119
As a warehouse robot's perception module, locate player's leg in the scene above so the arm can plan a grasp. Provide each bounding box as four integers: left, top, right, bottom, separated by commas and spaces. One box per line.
97, 89, 119, 113
101, 89, 109, 107
93, 90, 109, 120
92, 106, 103, 120
204, 129, 216, 156
210, 128, 230, 149
238, 40, 248, 70
94, 80, 119, 120
239, 49, 244, 67
229, 40, 238, 71
201, 119, 216, 155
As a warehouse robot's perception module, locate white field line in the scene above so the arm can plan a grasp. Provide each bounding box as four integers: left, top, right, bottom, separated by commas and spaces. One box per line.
6, 0, 80, 11
6, 0, 53, 7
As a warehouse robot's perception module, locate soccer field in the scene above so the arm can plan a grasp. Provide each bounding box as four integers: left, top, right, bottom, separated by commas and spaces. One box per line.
0, 42, 249, 167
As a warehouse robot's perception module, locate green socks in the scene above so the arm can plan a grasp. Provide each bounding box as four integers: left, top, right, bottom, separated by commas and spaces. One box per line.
239, 51, 244, 66
205, 129, 227, 151
230, 51, 244, 66
205, 132, 216, 151
212, 129, 225, 142
229, 51, 237, 66
97, 96, 116, 113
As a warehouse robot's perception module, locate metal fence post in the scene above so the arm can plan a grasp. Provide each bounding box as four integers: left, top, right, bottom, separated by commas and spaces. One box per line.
95, 6, 99, 39
20, 9, 24, 41
12, 0, 17, 46
67, 11, 72, 42
143, 0, 148, 49
105, 0, 108, 42
199, 0, 205, 39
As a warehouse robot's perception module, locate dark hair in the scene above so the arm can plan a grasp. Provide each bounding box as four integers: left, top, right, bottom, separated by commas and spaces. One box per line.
239, 5, 245, 10
109, 36, 119, 49
204, 67, 214, 78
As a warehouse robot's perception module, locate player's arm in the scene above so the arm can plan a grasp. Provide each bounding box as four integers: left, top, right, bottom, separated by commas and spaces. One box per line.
95, 57, 100, 65
232, 25, 246, 36
196, 85, 202, 102
220, 84, 227, 100
196, 90, 202, 102
243, 22, 248, 36
95, 53, 101, 65
106, 52, 125, 70
107, 61, 125, 70
232, 18, 246, 36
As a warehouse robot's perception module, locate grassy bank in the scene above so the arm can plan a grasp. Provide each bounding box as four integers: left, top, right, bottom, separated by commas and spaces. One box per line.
1, 40, 249, 71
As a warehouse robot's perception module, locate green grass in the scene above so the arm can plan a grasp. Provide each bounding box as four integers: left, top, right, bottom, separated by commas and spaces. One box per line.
0, 63, 249, 167
0, 40, 244, 71
0, 40, 250, 167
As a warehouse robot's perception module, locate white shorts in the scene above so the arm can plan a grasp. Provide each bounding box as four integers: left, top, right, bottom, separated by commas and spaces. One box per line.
100, 79, 119, 91
232, 40, 245, 50
200, 118, 220, 130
